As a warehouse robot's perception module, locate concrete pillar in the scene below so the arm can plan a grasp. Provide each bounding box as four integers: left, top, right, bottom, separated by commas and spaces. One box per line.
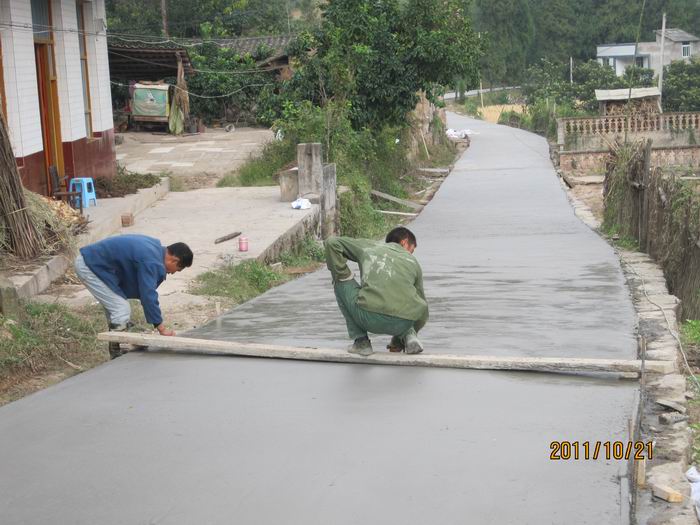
321, 163, 337, 238
278, 168, 299, 202
557, 119, 565, 151
297, 143, 323, 198
0, 276, 21, 319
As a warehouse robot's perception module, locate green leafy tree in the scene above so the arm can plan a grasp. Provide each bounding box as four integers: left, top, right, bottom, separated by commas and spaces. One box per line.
287, 0, 480, 129
662, 58, 700, 112
522, 58, 571, 105
472, 0, 535, 85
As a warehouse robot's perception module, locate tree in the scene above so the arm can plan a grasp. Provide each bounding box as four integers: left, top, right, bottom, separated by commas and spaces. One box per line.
662, 58, 700, 112
472, 0, 535, 85
288, 0, 480, 129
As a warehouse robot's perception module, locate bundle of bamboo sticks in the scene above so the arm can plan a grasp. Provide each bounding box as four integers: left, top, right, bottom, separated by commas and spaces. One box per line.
0, 111, 43, 259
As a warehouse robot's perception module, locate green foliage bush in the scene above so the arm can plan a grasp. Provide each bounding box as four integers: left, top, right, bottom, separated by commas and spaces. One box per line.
523, 59, 654, 113
663, 58, 700, 112
193, 260, 286, 301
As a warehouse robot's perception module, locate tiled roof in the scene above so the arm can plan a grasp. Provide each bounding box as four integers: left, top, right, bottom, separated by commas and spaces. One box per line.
108, 37, 188, 50
595, 87, 661, 101
107, 37, 195, 79
218, 35, 296, 58
655, 28, 700, 42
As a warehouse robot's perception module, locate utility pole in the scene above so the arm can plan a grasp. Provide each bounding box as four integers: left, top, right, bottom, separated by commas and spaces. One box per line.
658, 12, 667, 107
478, 32, 485, 110
570, 57, 573, 85
161, 0, 169, 37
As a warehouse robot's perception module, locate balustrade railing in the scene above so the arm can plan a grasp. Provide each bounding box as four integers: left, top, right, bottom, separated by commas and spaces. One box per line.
557, 112, 700, 147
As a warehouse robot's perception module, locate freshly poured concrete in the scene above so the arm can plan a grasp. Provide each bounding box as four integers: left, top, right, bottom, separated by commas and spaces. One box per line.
0, 114, 638, 524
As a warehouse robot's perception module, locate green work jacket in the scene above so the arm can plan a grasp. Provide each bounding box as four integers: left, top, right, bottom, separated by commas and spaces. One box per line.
325, 236, 429, 326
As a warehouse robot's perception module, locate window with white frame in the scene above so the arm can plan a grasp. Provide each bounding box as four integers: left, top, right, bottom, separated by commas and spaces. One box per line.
683, 42, 691, 58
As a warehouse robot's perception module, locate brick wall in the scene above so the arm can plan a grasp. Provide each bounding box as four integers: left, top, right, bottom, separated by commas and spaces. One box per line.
559, 145, 700, 176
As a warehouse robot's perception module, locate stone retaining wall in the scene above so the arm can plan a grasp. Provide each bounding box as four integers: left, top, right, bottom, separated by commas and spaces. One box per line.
558, 145, 700, 176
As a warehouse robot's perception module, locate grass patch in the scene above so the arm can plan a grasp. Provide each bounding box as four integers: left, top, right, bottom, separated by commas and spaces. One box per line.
418, 139, 457, 169
338, 181, 392, 238
191, 236, 327, 302
0, 303, 107, 381
94, 165, 162, 198
278, 236, 325, 268
192, 260, 287, 302
218, 140, 295, 187
168, 176, 187, 192
461, 97, 483, 119
601, 223, 640, 251
683, 320, 700, 346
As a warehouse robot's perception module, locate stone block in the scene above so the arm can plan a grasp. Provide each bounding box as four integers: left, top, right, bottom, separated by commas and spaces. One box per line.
297, 143, 323, 196
121, 213, 135, 227
0, 276, 21, 319
278, 168, 299, 202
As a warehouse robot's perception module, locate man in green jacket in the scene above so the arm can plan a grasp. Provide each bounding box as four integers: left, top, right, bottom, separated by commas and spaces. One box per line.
324, 226, 428, 356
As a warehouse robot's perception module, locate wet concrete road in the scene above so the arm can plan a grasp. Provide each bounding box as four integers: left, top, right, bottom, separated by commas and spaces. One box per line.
0, 114, 638, 524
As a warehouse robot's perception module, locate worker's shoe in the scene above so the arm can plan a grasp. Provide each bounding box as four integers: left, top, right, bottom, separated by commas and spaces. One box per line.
404, 331, 424, 355
348, 336, 374, 357
107, 321, 134, 359
387, 335, 405, 353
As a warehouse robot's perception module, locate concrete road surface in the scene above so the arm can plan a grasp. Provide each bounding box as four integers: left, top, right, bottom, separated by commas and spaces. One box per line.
0, 113, 638, 524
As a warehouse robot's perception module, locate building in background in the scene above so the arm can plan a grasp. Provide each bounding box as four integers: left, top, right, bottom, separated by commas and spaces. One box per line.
0, 0, 115, 196
596, 28, 699, 78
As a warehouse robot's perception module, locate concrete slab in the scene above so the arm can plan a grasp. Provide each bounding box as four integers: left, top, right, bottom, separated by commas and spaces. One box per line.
0, 353, 636, 525
117, 128, 273, 178
0, 114, 640, 523
115, 186, 315, 296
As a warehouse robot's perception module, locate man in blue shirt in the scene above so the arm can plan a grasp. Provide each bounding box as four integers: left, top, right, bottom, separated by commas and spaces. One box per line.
74, 234, 193, 358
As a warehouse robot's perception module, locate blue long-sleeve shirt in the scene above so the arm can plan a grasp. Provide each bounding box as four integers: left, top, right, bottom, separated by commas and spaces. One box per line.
80, 234, 167, 326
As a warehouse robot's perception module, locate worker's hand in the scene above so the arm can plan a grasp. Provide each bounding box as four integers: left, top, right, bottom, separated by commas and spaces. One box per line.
156, 324, 175, 336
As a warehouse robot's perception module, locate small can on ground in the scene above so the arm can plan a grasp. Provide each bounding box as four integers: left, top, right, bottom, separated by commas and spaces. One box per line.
238, 235, 248, 252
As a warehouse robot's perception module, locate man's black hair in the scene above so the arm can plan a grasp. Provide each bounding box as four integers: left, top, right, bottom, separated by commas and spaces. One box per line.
385, 227, 417, 247
167, 242, 194, 268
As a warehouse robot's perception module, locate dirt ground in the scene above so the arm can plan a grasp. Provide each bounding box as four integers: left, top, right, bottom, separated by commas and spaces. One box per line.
570, 183, 605, 222
446, 100, 525, 124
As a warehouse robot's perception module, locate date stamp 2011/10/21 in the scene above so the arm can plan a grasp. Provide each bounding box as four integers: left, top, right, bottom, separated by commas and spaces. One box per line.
550, 441, 653, 461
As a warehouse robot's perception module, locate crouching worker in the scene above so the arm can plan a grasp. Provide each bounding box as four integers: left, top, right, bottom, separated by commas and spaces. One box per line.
324, 227, 428, 356
74, 234, 193, 358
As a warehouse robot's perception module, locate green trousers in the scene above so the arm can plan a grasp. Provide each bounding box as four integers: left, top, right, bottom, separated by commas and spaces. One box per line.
334, 279, 418, 340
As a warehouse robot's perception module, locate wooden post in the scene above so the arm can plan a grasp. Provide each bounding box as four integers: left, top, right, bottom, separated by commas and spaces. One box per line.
297, 143, 323, 199
161, 0, 169, 37
640, 139, 653, 251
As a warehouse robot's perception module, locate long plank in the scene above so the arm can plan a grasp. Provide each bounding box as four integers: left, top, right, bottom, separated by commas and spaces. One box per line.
370, 190, 423, 211
98, 332, 675, 375
376, 210, 419, 217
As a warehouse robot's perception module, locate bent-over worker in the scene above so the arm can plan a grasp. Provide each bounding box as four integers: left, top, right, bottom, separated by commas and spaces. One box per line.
74, 234, 193, 358
324, 227, 428, 356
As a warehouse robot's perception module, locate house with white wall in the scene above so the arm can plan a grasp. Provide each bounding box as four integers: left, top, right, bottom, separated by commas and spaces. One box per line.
0, 0, 115, 196
596, 28, 698, 78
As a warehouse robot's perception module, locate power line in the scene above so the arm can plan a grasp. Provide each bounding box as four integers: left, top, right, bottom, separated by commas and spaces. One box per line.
107, 50, 283, 75
0, 21, 295, 49
110, 80, 273, 99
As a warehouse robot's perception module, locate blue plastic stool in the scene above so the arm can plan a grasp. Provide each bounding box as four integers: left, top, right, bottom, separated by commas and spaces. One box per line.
69, 177, 97, 209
